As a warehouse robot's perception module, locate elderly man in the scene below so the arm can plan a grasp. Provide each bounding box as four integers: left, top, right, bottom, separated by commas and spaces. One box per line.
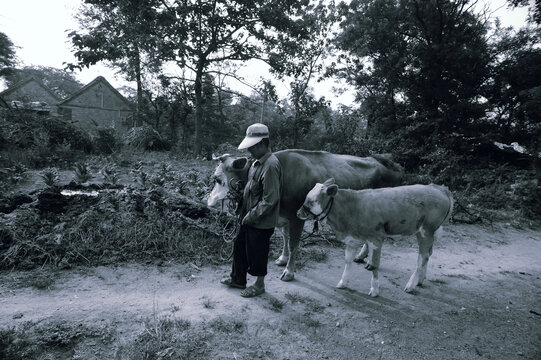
220, 123, 282, 297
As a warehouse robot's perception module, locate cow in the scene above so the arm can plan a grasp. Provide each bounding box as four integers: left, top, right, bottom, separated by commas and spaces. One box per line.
296, 178, 454, 297
207, 149, 404, 282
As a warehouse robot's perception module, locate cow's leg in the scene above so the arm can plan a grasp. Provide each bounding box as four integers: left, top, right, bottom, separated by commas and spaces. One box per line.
274, 221, 290, 266
280, 218, 304, 281
353, 243, 368, 263
337, 240, 357, 289
404, 229, 435, 293
365, 240, 382, 297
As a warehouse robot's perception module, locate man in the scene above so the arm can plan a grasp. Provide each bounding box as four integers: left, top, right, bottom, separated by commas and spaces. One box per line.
220, 123, 282, 297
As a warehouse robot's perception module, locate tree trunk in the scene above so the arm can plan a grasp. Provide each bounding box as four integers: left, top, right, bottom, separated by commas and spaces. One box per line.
135, 45, 143, 127
194, 62, 204, 155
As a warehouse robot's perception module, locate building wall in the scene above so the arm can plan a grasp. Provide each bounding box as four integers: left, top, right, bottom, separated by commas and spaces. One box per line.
60, 106, 134, 132
2, 81, 60, 114
59, 79, 134, 133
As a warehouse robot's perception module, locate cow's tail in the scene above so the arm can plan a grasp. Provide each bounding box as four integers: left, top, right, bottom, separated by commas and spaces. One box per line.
439, 185, 454, 226
371, 153, 403, 173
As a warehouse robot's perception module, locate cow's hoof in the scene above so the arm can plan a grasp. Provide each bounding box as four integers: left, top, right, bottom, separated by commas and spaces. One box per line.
353, 256, 366, 264
368, 288, 379, 297
404, 284, 416, 294
275, 256, 288, 266
365, 263, 376, 271
280, 271, 294, 282
336, 281, 347, 289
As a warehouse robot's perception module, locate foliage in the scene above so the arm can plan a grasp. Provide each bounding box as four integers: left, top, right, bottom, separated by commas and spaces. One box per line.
93, 127, 119, 154
0, 32, 17, 78
40, 168, 59, 188
0, 112, 92, 168
484, 25, 541, 156
0, 320, 112, 359
0, 159, 231, 270
100, 164, 119, 185
3, 66, 84, 99
333, 0, 493, 169
73, 163, 92, 184
123, 126, 170, 151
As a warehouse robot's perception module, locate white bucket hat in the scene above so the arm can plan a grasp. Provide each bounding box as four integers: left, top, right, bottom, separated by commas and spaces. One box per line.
238, 123, 269, 150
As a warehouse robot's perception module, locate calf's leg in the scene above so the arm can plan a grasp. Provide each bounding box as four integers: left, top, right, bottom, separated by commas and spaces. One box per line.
337, 241, 358, 289
365, 241, 382, 297
404, 230, 435, 293
280, 218, 304, 281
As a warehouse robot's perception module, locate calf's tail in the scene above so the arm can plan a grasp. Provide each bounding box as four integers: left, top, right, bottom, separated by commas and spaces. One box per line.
441, 185, 454, 225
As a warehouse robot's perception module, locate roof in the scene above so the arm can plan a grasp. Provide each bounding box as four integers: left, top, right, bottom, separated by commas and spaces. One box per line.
0, 77, 62, 102
57, 76, 134, 109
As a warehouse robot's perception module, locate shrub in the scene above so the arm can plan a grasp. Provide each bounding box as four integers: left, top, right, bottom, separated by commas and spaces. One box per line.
123, 126, 171, 151
93, 127, 118, 154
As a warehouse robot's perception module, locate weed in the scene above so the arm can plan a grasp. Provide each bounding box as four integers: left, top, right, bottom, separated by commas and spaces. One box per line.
101, 164, 119, 185
40, 168, 59, 188
201, 296, 215, 309
268, 297, 286, 312
284, 292, 305, 304
0, 320, 112, 359
131, 315, 210, 360
208, 316, 245, 333
26, 273, 55, 290
74, 162, 92, 184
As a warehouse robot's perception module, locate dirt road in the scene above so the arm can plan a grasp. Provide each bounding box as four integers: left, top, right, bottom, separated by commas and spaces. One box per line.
1, 222, 540, 359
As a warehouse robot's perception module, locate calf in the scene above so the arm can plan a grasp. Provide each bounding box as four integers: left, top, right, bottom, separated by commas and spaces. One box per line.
297, 178, 453, 297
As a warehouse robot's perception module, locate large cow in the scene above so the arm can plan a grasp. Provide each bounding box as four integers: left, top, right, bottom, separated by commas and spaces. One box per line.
207, 149, 403, 281
297, 179, 454, 297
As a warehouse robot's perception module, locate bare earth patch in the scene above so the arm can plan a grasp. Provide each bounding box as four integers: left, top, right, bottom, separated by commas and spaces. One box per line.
1, 223, 540, 359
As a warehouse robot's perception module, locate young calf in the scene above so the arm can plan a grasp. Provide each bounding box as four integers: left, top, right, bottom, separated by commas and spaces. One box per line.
297, 178, 453, 297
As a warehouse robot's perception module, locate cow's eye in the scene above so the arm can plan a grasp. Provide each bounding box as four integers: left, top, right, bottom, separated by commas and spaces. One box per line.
214, 176, 223, 185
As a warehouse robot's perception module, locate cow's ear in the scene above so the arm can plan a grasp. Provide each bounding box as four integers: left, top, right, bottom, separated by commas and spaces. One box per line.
232, 157, 248, 169
212, 153, 231, 162
326, 184, 338, 196
323, 178, 335, 186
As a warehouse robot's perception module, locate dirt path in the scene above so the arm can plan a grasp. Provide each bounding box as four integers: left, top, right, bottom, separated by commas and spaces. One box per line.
1, 223, 540, 359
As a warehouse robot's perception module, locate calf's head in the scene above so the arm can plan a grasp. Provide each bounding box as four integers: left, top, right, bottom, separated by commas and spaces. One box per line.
207, 154, 250, 208
297, 178, 338, 221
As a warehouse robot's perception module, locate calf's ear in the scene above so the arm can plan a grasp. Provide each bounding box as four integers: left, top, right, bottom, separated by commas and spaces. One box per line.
232, 157, 248, 169
326, 184, 338, 196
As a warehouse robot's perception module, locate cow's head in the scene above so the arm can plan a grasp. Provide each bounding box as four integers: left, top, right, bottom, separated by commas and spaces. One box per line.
207, 153, 251, 209
297, 178, 338, 221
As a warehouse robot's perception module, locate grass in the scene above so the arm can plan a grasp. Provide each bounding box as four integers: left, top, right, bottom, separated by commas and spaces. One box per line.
0, 320, 113, 360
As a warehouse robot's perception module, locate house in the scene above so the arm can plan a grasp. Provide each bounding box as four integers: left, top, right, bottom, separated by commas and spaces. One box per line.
0, 77, 61, 115
0, 76, 135, 133
57, 76, 135, 133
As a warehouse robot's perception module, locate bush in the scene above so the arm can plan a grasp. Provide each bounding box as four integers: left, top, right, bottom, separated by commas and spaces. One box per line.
93, 127, 118, 154
0, 111, 92, 167
123, 126, 170, 151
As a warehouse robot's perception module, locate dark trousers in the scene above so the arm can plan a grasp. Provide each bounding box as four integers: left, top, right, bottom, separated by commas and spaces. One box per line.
230, 225, 274, 286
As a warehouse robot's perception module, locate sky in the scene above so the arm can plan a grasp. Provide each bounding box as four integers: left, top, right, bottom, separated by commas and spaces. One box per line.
0, 0, 532, 107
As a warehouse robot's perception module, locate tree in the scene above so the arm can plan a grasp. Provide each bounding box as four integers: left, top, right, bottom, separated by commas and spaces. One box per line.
509, 0, 541, 25
333, 0, 492, 168
4, 66, 84, 99
0, 32, 17, 79
154, 0, 327, 154
485, 25, 541, 156
67, 0, 162, 125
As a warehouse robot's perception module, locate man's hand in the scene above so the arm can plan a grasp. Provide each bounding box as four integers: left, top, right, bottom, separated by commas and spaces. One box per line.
241, 214, 251, 226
